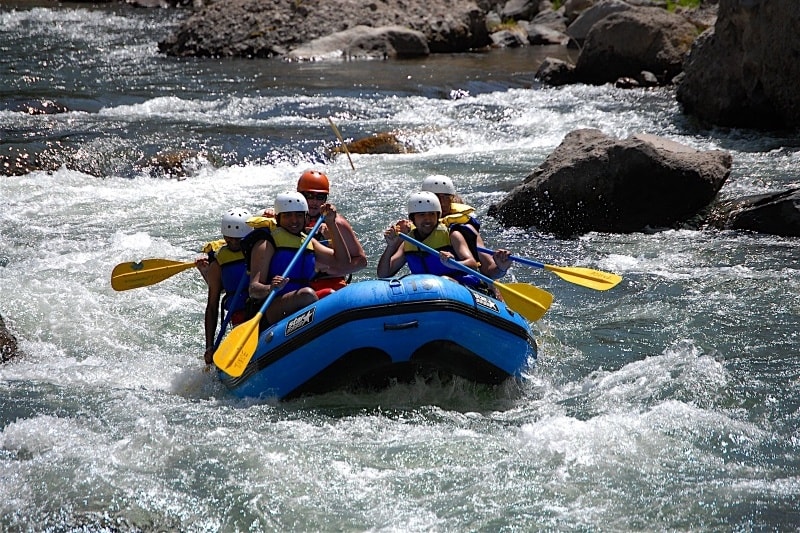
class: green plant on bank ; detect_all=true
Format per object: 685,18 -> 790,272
666,0 -> 701,11
496,19 -> 520,32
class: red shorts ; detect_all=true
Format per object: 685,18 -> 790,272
229,309 -> 246,326
310,277 -> 347,292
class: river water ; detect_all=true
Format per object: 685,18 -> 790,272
1,4 -> 799,532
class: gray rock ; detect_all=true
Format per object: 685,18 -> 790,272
563,0 -> 597,24
501,0 -> 541,20
531,8 -> 568,33
287,26 -> 429,60
488,129 -> 732,236
566,0 -> 630,44
522,22 -> 569,45
706,188 -> 800,237
677,0 -> 800,128
574,6 -> 698,85
535,56 -> 576,85
490,28 -> 528,47
158,0 -> 490,58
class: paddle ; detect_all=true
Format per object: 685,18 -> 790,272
397,233 -> 553,322
476,246 -> 622,291
211,270 -> 249,351
213,216 -> 325,378
111,259 -> 195,291
328,117 -> 355,171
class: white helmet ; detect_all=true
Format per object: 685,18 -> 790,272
274,191 -> 308,215
221,208 -> 253,238
421,174 -> 456,195
407,191 -> 441,215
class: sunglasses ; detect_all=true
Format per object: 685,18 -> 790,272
302,192 -> 328,201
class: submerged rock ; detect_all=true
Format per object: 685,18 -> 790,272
332,133 -> 415,155
134,149 -> 214,179
705,188 -> 800,238
4,99 -> 70,115
0,314 -> 19,363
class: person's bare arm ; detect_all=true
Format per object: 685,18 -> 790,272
377,221 -> 408,278
203,261 -> 223,364
248,239 -> 275,300
320,214 -> 367,276
313,204 -> 352,273
448,230 -> 479,270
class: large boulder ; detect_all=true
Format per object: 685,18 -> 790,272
566,0 -> 631,45
574,5 -> 699,85
488,129 -> 732,236
705,188 -> 800,237
500,0 -> 542,21
564,0 -> 597,24
677,0 -> 800,128
158,0 -> 490,58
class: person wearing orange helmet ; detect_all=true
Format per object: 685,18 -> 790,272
296,169 -> 367,293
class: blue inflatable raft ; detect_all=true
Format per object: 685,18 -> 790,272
217,274 -> 537,400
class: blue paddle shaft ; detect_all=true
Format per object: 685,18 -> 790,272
255,216 -> 325,317
397,233 -> 494,285
476,245 -> 545,269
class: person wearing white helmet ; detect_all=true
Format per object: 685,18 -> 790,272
243,191 -> 351,327
421,174 -> 512,280
199,208 -> 253,364
377,191 -> 481,286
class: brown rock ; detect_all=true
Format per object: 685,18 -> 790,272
333,133 -> 414,155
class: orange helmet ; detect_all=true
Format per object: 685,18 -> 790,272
297,169 -> 330,194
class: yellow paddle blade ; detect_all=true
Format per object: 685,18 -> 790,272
544,265 -> 622,291
494,282 -> 553,322
111,259 -> 196,291
213,314 -> 261,378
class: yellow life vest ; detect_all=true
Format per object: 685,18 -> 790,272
440,202 -> 475,226
201,239 -> 226,254
270,226 -> 314,251
214,245 -> 244,266
402,223 -> 451,252
246,216 -> 277,230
